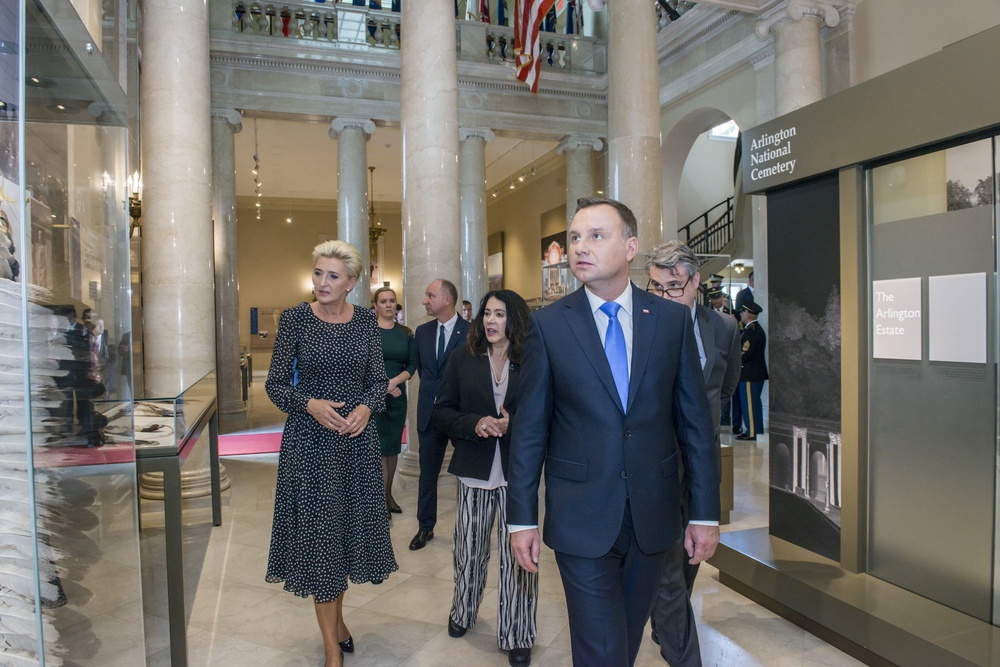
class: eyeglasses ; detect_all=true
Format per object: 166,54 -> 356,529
646,275 -> 692,298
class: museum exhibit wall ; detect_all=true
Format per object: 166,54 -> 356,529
765,175 -> 842,562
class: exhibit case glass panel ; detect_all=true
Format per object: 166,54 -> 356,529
1,0 -> 145,664
867,136 -> 998,622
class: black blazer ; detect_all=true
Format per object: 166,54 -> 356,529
413,316 -> 470,431
507,285 -> 719,558
433,347 -> 520,481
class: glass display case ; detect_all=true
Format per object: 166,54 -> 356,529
1,0 -> 144,664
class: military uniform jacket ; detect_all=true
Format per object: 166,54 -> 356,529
739,320 -> 768,382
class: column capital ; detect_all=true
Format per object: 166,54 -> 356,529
556,135 -> 603,155
459,127 -> 495,143
211,108 -> 243,133
755,0 -> 855,40
329,117 -> 376,140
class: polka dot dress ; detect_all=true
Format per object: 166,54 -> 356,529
265,302 -> 398,602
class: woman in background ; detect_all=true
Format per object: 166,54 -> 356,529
433,289 -> 537,667
266,240 -> 397,667
372,286 -> 416,516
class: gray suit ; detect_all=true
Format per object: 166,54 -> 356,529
651,304 -> 740,667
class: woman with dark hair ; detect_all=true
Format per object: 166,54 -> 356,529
433,289 -> 537,667
372,285 -> 416,515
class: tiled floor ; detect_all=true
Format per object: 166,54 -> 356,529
135,384 -> 862,666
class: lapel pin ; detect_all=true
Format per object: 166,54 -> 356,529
642,309 -> 649,314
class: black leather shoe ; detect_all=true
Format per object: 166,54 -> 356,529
409,529 -> 434,551
448,617 -> 467,638
507,647 -> 531,666
735,434 -> 756,441
338,636 -> 354,653
731,427 -> 744,435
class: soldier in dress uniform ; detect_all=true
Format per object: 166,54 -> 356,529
707,287 -> 731,315
735,301 -> 767,441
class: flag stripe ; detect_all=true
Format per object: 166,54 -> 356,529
513,0 -> 557,93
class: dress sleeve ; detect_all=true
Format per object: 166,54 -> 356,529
265,308 -> 311,415
359,312 -> 389,413
404,327 -> 417,377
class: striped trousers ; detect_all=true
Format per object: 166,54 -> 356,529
451,481 -> 538,651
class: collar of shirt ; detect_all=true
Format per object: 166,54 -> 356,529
438,312 -> 460,338
584,283 -> 634,373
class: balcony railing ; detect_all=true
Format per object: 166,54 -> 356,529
229,1 -> 606,74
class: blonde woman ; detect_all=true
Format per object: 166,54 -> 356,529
265,240 -> 397,667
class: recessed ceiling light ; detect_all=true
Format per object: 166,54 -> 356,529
27,76 -> 55,88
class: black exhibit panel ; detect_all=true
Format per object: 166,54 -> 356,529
867,138 -> 997,622
766,173 -> 842,562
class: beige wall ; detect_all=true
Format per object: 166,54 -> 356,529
853,0 -> 1000,85
486,166 -> 567,301
678,131 -> 738,228
236,198 -> 403,367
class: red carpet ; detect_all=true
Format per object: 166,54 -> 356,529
219,431 -> 283,456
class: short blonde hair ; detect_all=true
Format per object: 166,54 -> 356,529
312,240 -> 362,280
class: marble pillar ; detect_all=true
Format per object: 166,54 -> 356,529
459,127 -> 494,312
558,136 -> 603,293
212,109 -> 246,419
755,0 -> 847,116
398,0 -> 460,480
141,0 -> 215,396
329,118 -> 376,306
140,0 -> 227,499
607,0 -> 662,249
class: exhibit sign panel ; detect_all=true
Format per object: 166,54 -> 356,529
872,277 -> 922,360
928,272 -> 986,363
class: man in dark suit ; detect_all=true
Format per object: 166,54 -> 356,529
734,270 -> 755,315
410,278 -> 469,550
644,242 -> 741,667
735,301 -> 768,441
508,198 -> 720,667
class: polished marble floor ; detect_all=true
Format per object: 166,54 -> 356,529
134,384 -> 862,667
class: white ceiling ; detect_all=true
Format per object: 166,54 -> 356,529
234,117 -> 559,203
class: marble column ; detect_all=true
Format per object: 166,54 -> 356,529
212,108 -> 246,419
755,0 -> 847,116
459,127 -> 494,312
397,0 -> 460,480
558,136 -> 602,292
329,118 -> 376,306
139,0 -> 227,499
607,0 -> 662,249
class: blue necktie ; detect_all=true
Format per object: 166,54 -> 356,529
599,302 -> 629,409
437,324 -> 445,360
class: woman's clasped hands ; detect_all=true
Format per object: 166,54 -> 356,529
475,405 -> 509,439
307,398 -> 371,437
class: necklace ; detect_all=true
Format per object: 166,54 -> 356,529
487,346 -> 509,386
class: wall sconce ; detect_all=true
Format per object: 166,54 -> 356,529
127,170 -> 142,238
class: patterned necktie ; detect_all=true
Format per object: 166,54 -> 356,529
599,301 -> 629,409
437,324 -> 445,360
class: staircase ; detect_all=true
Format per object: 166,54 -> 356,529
677,196 -> 734,260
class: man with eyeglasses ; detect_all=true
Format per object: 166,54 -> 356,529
644,240 -> 741,667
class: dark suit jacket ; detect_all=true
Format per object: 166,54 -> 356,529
696,304 -> 742,446
734,286 -> 755,315
413,316 -> 469,431
740,320 -> 768,382
433,348 -> 521,480
507,285 -> 720,558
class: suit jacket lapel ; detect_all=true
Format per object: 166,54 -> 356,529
445,318 -> 468,358
696,305 -> 717,382
628,287 -> 656,412
563,288 -> 624,412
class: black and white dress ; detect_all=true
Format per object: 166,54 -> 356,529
265,302 -> 397,602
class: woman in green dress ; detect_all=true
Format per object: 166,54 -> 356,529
373,286 -> 417,515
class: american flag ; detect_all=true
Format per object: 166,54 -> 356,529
514,0 -> 557,93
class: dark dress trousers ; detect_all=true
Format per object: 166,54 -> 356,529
413,316 -> 469,531
508,285 -> 720,667
651,305 -> 741,667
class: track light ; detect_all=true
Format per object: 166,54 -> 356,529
509,179 -> 515,189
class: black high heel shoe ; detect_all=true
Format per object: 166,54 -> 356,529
339,636 -> 355,654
